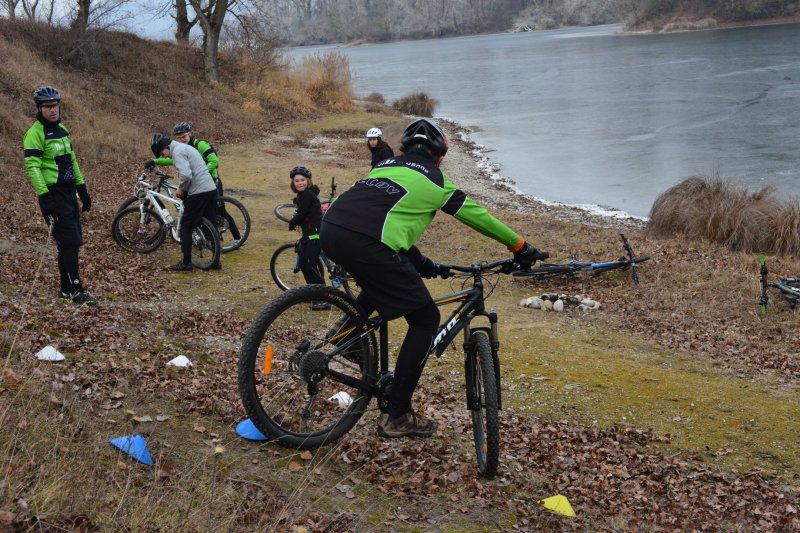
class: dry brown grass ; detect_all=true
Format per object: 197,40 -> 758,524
647,175 -> 800,256
392,91 -> 439,117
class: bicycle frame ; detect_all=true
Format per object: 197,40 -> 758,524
133,172 -> 184,240
324,261 -> 507,411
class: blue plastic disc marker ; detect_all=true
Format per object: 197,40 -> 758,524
109,434 -> 154,466
236,419 -> 268,441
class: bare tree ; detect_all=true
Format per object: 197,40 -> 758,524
70,0 -> 132,31
175,0 -> 198,42
1,0 -> 21,18
189,0 -> 232,82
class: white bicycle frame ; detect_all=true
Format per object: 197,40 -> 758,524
133,173 -> 184,241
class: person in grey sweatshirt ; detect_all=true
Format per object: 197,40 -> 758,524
149,133 -> 220,271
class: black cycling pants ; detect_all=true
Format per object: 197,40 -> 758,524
215,178 -> 240,240
47,185 -> 84,293
299,238 -> 324,285
180,189 -> 217,264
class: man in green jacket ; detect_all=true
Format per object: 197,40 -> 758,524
23,85 -> 97,306
146,122 -> 241,243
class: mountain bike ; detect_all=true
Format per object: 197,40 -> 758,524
512,233 -> 650,284
269,238 -> 360,298
111,171 -> 221,270
238,253 -> 547,478
274,177 -> 336,223
759,253 -> 800,312
116,170 -> 250,253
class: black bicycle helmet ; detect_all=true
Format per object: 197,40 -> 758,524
289,165 -> 312,179
173,122 -> 192,135
400,118 -> 448,157
150,133 -> 171,157
33,85 -> 61,104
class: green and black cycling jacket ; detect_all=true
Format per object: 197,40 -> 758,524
23,117 -> 85,196
154,136 -> 219,179
323,152 -> 524,253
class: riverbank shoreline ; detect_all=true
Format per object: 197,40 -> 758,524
438,118 -> 647,231
624,15 -> 800,35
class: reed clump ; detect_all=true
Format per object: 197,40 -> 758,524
392,92 -> 438,117
647,175 -> 800,256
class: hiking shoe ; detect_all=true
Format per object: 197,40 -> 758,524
58,290 -> 98,306
167,261 -> 193,272
311,301 -> 332,311
377,409 -> 437,439
209,261 -> 222,270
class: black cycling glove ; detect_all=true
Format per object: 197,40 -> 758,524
144,160 -> 156,171
514,241 -> 547,268
76,184 -> 91,212
418,255 -> 439,279
38,192 -> 57,218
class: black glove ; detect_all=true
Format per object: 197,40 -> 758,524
288,222 -> 297,231
76,184 -> 91,212
144,160 -> 156,171
38,192 -> 58,218
514,241 -> 547,268
418,255 -> 440,279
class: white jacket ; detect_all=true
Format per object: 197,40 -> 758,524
169,140 -> 216,196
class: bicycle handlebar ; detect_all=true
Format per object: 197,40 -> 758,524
435,252 -> 550,278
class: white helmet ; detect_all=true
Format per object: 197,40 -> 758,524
366,127 -> 382,139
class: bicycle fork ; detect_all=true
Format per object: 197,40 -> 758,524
462,312 -> 502,411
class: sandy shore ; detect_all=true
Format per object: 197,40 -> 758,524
438,119 -> 646,231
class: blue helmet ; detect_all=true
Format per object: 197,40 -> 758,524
33,85 -> 61,105
173,122 -> 192,135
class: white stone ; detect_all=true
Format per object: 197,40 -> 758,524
328,391 -> 353,408
581,298 -> 595,306
578,304 -> 590,311
167,355 -> 192,368
543,300 -> 554,311
553,300 -> 564,312
520,298 -> 529,307
592,301 -> 602,310
35,345 -> 65,361
529,297 -> 543,309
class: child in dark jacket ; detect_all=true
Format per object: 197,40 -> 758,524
288,165 -> 329,310
367,127 -> 394,169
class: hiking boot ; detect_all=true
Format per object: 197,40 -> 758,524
209,261 -> 222,270
167,261 -> 193,272
311,301 -> 332,311
377,409 -> 437,439
58,290 -> 98,306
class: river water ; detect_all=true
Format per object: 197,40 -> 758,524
286,23 -> 800,218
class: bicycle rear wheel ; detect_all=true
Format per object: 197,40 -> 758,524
238,285 -> 377,449
465,330 -> 499,478
111,206 -> 166,253
217,196 -> 251,253
274,203 -> 296,223
189,217 -> 221,270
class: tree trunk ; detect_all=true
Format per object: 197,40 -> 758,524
189,0 -> 230,83
72,0 -> 90,30
175,0 -> 196,42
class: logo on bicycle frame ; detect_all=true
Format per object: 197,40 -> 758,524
431,313 -> 460,350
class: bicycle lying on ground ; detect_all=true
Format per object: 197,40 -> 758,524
238,251 -> 548,479
269,238 -> 360,299
116,170 -> 251,253
274,177 -> 336,223
111,171 -> 221,270
759,253 -> 800,312
512,233 -> 650,284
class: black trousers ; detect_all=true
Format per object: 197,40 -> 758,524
215,177 -> 240,240
320,222 -> 440,418
47,184 -> 83,293
180,189 -> 217,264
299,238 -> 325,285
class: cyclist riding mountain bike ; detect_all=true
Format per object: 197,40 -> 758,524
146,122 -> 241,244
23,85 -> 97,306
288,165 -> 329,311
150,132 -> 221,271
366,127 -> 394,169
321,118 -> 543,439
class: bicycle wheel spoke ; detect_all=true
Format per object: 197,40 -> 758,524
239,287 -> 376,448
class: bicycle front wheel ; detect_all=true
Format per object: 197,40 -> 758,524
238,285 -> 377,449
466,330 -> 500,478
271,243 -> 324,291
217,196 -> 251,253
189,217 -> 221,270
111,206 -> 166,253
274,203 -> 296,223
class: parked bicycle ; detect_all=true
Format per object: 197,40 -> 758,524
111,171 -> 221,270
116,170 -> 250,253
239,252 -> 547,478
759,253 -> 800,312
274,177 -> 336,223
270,238 -> 360,299
512,233 -> 650,284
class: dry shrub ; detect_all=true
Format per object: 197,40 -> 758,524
392,92 -> 438,117
647,175 -> 800,256
295,52 -> 355,110
363,92 -> 385,104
